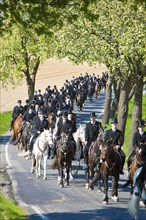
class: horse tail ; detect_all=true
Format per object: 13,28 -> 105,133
50,157 -> 58,169
128,188 -> 139,219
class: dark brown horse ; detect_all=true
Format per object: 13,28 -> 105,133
85,128 -> 104,190
76,92 -> 84,111
51,134 -> 75,187
21,122 -> 32,152
11,115 -> 23,145
89,141 -> 122,204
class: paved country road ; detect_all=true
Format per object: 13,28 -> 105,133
1,93 -> 146,220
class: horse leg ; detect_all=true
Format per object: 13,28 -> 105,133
58,162 -> 64,187
35,156 -> 40,178
31,153 -> 35,173
43,155 -> 47,180
111,176 -> 119,202
102,176 -> 109,205
65,162 -> 71,186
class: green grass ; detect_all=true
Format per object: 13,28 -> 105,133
0,112 -> 11,135
0,194 -> 27,220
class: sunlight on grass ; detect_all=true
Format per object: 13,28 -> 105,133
0,194 -> 28,220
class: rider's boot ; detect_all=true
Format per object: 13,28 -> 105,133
122,171 -> 131,188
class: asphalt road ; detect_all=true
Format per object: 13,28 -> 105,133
1,92 -> 146,220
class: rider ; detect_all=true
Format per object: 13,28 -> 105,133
10,100 -> 24,131
28,110 -> 49,154
104,118 -> 125,174
123,120 -> 146,187
84,112 -> 103,169
50,111 -> 76,159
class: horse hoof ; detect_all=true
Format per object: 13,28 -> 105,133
36,175 -> 40,179
43,176 -> 47,180
59,184 -> 64,188
85,183 -> 89,189
139,201 -> 146,207
103,201 -> 108,205
97,188 -> 102,193
31,169 -> 34,173
111,196 -> 119,202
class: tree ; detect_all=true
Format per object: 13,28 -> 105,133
53,0 -> 146,135
0,25 -> 52,99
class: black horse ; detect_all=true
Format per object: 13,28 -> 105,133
89,141 -> 122,204
51,134 -> 75,187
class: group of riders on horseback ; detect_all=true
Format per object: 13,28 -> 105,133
10,72 -> 146,206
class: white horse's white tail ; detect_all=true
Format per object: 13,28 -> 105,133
128,192 -> 139,220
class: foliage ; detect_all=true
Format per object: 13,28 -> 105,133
54,0 -> 146,82
124,94 -> 146,158
0,112 -> 11,135
0,193 -> 27,220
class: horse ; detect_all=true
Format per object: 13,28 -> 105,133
128,166 -> 146,220
88,84 -> 95,101
76,92 -> 84,111
94,83 -> 101,99
31,129 -> 54,180
73,124 -> 86,175
85,128 -> 104,191
124,148 -> 143,196
88,141 -> 122,204
51,133 -> 75,187
11,115 -> 23,145
20,122 -> 32,152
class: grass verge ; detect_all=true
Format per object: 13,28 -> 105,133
0,193 -> 27,220
0,112 -> 11,135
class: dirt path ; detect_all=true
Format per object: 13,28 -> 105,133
1,58 -> 107,113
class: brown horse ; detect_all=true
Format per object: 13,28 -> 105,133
76,92 -> 84,111
95,83 -> 101,99
51,134 -> 75,187
11,115 -> 23,145
128,148 -> 143,195
48,112 -> 56,132
89,141 -> 122,204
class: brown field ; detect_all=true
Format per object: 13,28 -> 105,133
0,58 -> 107,113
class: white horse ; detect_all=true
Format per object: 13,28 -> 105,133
128,167 -> 146,220
31,129 -> 54,180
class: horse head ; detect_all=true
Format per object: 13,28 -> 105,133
59,133 -> 72,155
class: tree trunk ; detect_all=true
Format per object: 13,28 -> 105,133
102,76 -> 112,124
129,76 -> 144,153
25,59 -> 40,100
117,78 -> 132,136
110,79 -> 121,118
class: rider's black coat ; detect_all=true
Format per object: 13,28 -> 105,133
85,121 -> 102,144
104,129 -> 124,149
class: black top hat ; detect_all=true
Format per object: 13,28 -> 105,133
137,120 -> 145,127
38,110 -> 43,115
17,100 -> 22,103
62,111 -> 68,117
26,99 -> 29,103
111,118 -> 118,124
90,112 -> 96,117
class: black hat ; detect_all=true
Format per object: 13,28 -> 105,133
26,99 -> 29,103
68,109 -> 72,114
111,118 -> 118,124
62,111 -> 68,117
17,100 -> 22,103
137,120 -> 145,127
38,110 -> 43,115
90,112 -> 96,118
